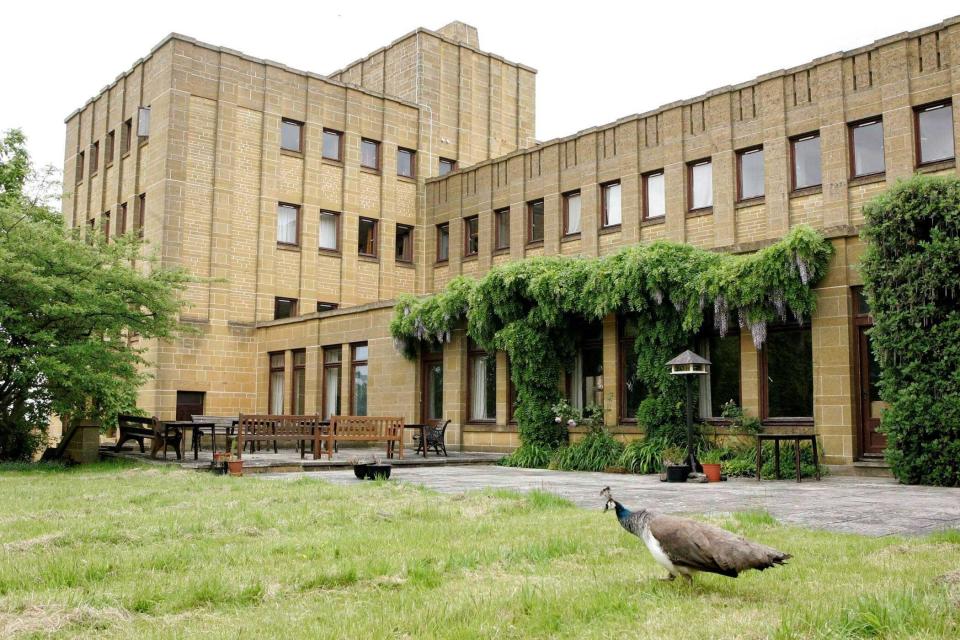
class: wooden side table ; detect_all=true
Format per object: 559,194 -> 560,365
756,433 -> 821,482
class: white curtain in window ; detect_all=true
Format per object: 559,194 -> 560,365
438,228 -> 449,260
319,213 -> 337,250
324,367 -> 340,420
277,205 -> 297,244
692,162 -> 713,209
270,371 -> 284,414
470,356 -> 487,420
647,173 -> 665,217
567,194 -> 581,233
604,184 -> 621,225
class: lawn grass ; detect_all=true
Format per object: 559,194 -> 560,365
0,461 -> 957,639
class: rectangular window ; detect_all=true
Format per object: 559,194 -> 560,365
464,216 -> 479,256
292,350 -> 306,415
915,101 -> 954,165
121,119 -> 132,155
319,211 -> 339,251
323,346 -> 342,420
397,148 -> 415,178
619,320 -> 643,422
527,199 -> 544,243
75,151 -> 84,184
105,130 -> 115,166
688,159 -> 713,210
737,147 -> 764,201
436,223 -> 449,261
137,106 -> 151,139
567,329 -> 603,412
89,141 -> 99,175
564,191 -> 581,235
269,352 -> 285,414
396,224 -> 413,262
323,129 -> 342,161
117,203 -> 127,235
102,211 -> 110,241
468,343 -> 497,422
281,118 -> 303,153
792,133 -> 822,190
361,139 -> 380,170
494,208 -> 510,250
352,343 -> 369,416
850,118 -> 885,177
135,193 -> 145,238
602,182 -> 622,226
643,171 -> 665,219
358,217 -> 378,257
317,301 -> 339,312
277,203 -> 299,246
439,157 -> 456,176
274,297 -> 298,320
699,333 -> 741,418
763,326 -> 813,420
423,344 -> 444,421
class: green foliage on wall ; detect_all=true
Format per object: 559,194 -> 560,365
391,225 -> 832,453
861,175 -> 960,486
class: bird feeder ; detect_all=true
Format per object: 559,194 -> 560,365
666,350 -> 711,475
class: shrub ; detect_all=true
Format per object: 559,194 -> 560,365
499,443 -> 552,469
550,426 -> 624,472
618,435 -> 672,474
860,175 -> 960,486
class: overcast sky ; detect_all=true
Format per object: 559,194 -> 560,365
2,1 -> 958,175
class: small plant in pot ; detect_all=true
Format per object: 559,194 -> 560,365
349,456 -> 392,480
698,448 -> 725,482
224,451 -> 243,477
662,445 -> 690,483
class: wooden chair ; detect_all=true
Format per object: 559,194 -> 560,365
414,419 -> 450,456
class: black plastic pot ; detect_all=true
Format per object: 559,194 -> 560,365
353,464 -> 369,479
365,464 -> 392,480
665,464 -> 691,483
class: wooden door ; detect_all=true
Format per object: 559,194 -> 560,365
176,391 -> 205,422
857,326 -> 887,456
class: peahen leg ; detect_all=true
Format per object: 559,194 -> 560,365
658,574 -> 676,582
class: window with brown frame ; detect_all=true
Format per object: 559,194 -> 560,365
323,129 -> 342,161
319,210 -> 340,252
791,133 -> 822,190
75,151 -> 84,184
643,171 -> 665,220
117,203 -> 127,235
89,141 -> 99,176
438,157 -> 457,176
436,223 -> 449,261
761,325 -> 813,422
274,297 -> 298,320
317,301 -> 339,312
849,118 -> 885,177
358,217 -> 378,257
351,343 -> 369,416
468,341 -> 496,422
322,346 -> 342,420
121,119 -> 132,155
292,350 -> 306,414
276,203 -> 300,246
135,193 -> 145,238
269,352 -> 285,414
737,147 -> 764,201
281,118 -> 304,153
137,107 -> 151,141
618,319 -> 642,423
361,138 -> 380,171
102,211 -> 110,241
396,223 -> 413,262
464,216 -> 479,256
494,208 -> 510,250
563,191 -> 581,235
397,148 -> 415,178
105,131 -> 115,166
527,199 -> 544,243
698,321 -> 741,419
601,181 -> 622,226
915,101 -> 954,165
688,159 -> 712,210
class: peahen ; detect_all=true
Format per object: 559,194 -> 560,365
601,487 -> 791,582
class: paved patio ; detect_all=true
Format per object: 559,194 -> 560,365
257,465 -> 960,537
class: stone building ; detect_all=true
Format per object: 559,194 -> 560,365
62,18 -> 960,469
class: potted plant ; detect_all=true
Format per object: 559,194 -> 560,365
349,455 -> 372,479
699,448 -> 724,482
365,458 -> 392,480
662,445 -> 690,483
211,451 -> 227,475
224,451 -> 243,477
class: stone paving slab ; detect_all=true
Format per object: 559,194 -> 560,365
256,466 -> 960,537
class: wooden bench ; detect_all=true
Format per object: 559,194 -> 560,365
115,414 -> 182,460
235,415 -> 325,460
328,416 -> 404,460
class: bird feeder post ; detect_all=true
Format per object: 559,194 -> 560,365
666,350 -> 711,476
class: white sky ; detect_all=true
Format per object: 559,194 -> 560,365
2,0 -> 958,174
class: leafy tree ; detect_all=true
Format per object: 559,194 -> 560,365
861,175 -> 960,486
0,129 -> 192,460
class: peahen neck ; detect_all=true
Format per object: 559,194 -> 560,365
613,501 -> 632,522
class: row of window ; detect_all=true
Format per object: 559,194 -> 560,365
86,194 -> 146,242
274,297 -> 339,320
75,107 -> 150,184
268,343 -> 368,418
435,101 -> 955,254
280,118 -> 456,177
275,203 -> 414,262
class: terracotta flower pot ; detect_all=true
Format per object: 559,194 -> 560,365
227,459 -> 243,477
702,463 -> 722,482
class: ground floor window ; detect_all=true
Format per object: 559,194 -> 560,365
351,343 -> 368,416
422,344 -> 443,421
292,350 -> 306,414
762,326 -> 813,420
469,344 -> 496,422
618,320 -> 643,422
699,333 -> 741,418
269,352 -> 285,414
323,346 -> 341,420
568,330 -> 603,412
